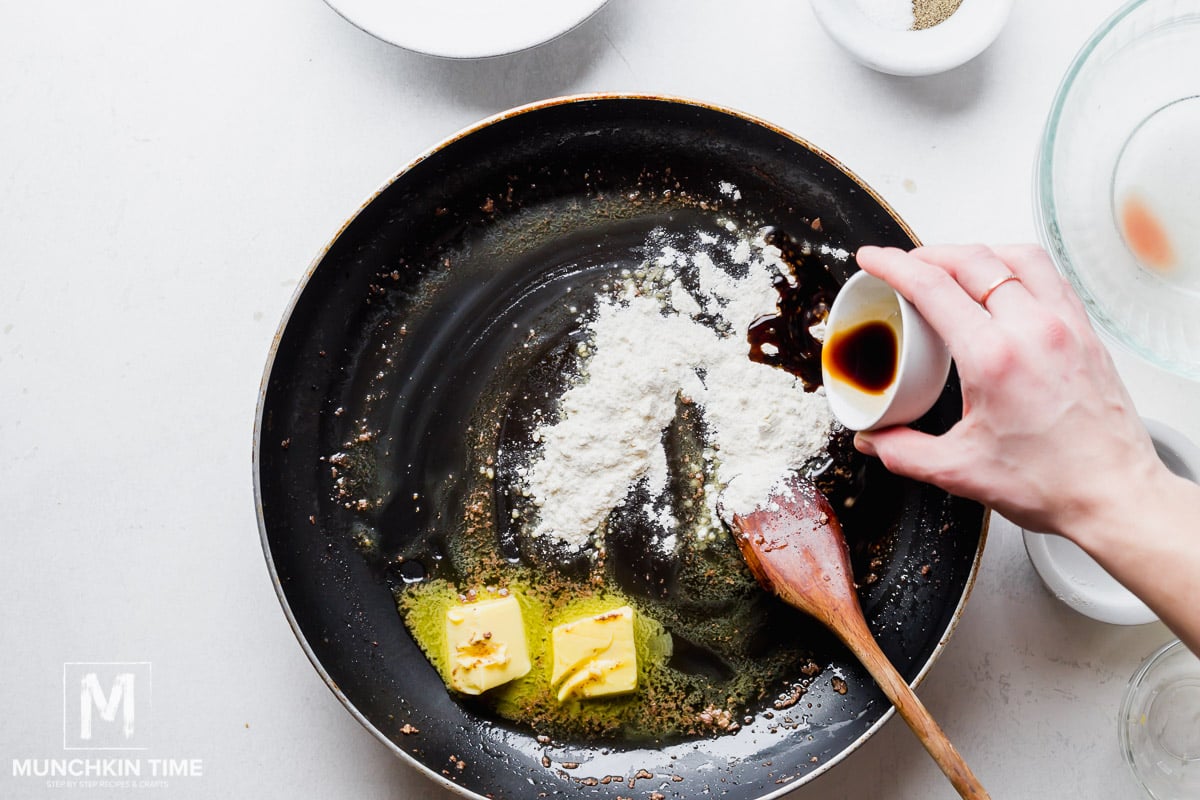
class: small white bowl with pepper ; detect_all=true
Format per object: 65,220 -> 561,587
810,0 -> 1012,77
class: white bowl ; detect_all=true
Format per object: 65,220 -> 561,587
822,270 -> 952,431
1023,418 -> 1200,625
809,0 -> 1013,77
323,0 -> 610,58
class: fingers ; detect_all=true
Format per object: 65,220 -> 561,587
910,244 -> 1037,316
854,426 -> 963,489
856,246 -> 991,355
992,244 -> 1093,326
861,243 -> 1099,350
988,244 -> 1062,299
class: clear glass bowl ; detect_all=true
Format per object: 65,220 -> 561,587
1120,639 -> 1200,798
1036,0 -> 1200,379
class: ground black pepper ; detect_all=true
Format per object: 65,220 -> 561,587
913,0 -> 963,30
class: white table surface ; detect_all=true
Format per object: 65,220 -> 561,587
2,1 -> 1194,798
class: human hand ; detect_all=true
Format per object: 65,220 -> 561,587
852,244 -> 1165,542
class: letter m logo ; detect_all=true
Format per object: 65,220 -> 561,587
63,663 -> 151,750
80,672 -> 135,740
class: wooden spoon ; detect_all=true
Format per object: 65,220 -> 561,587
727,476 -> 990,800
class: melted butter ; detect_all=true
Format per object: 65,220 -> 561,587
551,606 -> 637,701
401,577 -> 679,738
445,594 -> 530,694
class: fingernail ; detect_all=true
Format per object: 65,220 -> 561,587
853,432 -> 876,456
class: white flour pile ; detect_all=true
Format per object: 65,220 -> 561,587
523,224 -> 835,551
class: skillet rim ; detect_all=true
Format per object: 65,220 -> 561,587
252,92 -> 990,799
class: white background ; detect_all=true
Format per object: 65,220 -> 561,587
1,1 -> 1195,798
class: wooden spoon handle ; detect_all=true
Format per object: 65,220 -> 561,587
838,616 -> 990,800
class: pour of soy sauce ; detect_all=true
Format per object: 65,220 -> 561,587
746,228 -> 840,390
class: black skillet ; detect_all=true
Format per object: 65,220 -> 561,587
255,95 -> 987,799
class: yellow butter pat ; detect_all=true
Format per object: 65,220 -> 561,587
550,606 -> 637,702
444,594 -> 531,695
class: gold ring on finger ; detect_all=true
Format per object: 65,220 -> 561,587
979,274 -> 1021,308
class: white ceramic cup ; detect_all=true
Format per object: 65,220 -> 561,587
809,0 -> 1013,77
822,270 -> 952,431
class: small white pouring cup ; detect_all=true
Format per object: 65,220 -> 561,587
822,270 -> 952,431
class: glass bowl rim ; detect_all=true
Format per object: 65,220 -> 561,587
1034,0 -> 1200,379
1118,638 -> 1197,799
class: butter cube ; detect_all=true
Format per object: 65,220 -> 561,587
550,606 -> 637,702
444,594 -> 531,695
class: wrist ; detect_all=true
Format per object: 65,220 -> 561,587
1065,458 -> 1183,555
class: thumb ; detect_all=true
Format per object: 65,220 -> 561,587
854,426 -> 958,488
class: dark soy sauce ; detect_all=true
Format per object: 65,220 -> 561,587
745,228 -> 840,391
823,321 -> 898,394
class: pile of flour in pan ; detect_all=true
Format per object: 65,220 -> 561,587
522,222 -> 836,551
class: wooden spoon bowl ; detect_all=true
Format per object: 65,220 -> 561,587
728,476 -> 990,800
